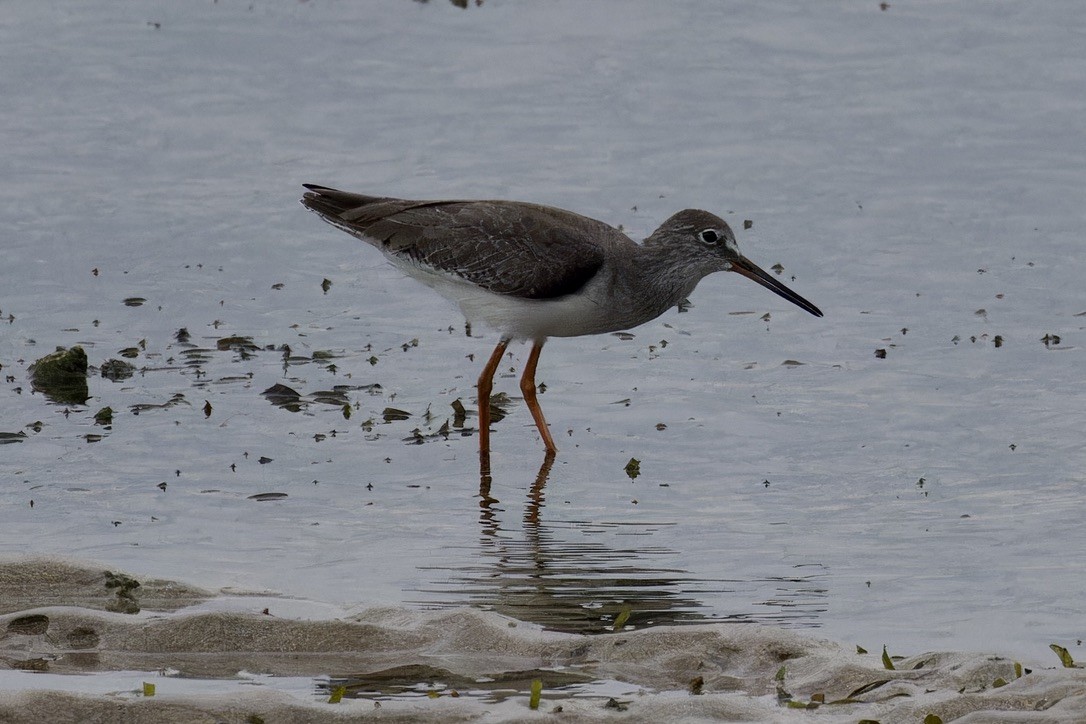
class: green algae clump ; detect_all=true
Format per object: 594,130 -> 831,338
29,346 -> 90,405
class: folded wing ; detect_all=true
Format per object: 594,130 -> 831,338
302,185 -> 611,300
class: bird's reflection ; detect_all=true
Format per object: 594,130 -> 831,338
412,452 -> 829,635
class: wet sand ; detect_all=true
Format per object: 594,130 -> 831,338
1,559 -> 1083,723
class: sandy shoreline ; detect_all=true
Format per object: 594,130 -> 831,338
1,559 -> 1083,723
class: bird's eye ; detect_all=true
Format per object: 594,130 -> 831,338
699,229 -> 720,244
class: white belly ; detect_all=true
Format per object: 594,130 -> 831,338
398,260 -> 631,341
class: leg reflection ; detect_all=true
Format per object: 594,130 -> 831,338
433,457 -> 827,635
524,450 -> 556,526
479,450 -> 554,517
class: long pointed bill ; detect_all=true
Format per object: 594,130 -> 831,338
730,256 -> 823,317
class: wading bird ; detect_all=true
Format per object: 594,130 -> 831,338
301,185 -> 822,457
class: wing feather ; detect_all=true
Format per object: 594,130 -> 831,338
301,185 -> 613,299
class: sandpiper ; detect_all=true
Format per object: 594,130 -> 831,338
301,185 -> 822,455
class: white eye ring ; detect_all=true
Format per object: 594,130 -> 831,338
699,229 -> 720,244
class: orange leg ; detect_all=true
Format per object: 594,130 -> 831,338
520,340 -> 558,453
477,339 -> 509,457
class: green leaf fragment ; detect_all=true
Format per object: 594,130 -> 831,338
881,645 -> 895,670
923,715 -> 943,724
612,606 -> 631,631
848,680 -> 891,699
774,665 -> 793,704
1049,644 -> 1076,668
529,679 -> 542,710
328,685 -> 345,703
142,682 -> 155,697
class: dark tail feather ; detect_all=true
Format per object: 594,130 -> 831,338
300,184 -> 386,218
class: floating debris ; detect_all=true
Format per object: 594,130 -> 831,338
216,335 -> 260,353
262,383 -> 304,412
29,346 -> 89,405
382,407 -> 411,422
450,399 -> 468,427
100,359 -> 136,381
310,389 -> 351,406
180,348 -> 214,367
130,393 -> 188,414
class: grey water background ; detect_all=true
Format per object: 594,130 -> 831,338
2,1 -> 1084,664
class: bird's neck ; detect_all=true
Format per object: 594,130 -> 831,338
590,243 -> 713,331
631,242 -> 713,307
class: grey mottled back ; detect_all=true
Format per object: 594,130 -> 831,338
301,185 -> 626,300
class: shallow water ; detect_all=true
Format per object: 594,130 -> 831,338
2,0 -> 1085,674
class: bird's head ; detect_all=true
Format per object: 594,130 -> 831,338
647,209 -> 823,318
